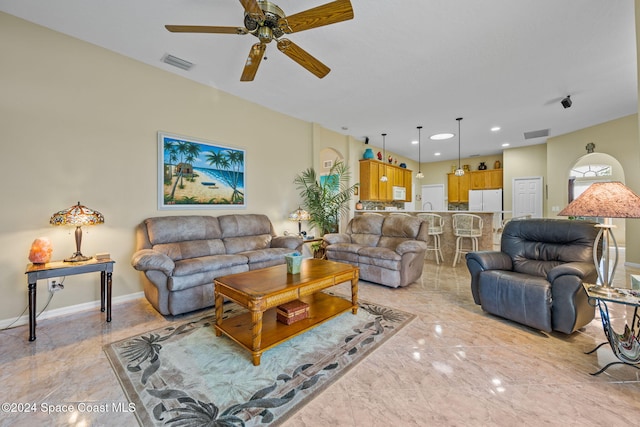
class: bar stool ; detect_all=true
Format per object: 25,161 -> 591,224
452,213 -> 483,267
417,213 -> 444,264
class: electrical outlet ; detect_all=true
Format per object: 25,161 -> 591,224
48,277 -> 63,292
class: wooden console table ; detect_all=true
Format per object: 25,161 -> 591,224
25,258 -> 115,341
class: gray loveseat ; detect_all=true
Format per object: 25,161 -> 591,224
465,218 -> 600,334
131,214 -> 302,315
323,214 -> 428,288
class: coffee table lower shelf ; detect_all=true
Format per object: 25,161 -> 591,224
215,292 -> 354,365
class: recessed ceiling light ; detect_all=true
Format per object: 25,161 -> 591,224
434,152 -> 441,156
411,140 -> 419,145
430,133 -> 454,140
491,126 -> 501,132
502,143 -> 510,147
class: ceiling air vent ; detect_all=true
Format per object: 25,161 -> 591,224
162,54 -> 193,71
524,129 -> 550,140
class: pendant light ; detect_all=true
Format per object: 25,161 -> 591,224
416,126 -> 424,179
454,117 -> 465,176
380,133 -> 388,182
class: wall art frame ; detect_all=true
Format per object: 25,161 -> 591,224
158,132 -> 246,209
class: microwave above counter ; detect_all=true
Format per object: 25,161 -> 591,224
392,186 -> 406,200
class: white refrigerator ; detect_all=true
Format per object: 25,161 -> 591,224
469,189 -> 503,230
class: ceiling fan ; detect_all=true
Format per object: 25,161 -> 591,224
165,0 -> 354,81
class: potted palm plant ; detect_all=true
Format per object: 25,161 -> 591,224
293,161 -> 358,235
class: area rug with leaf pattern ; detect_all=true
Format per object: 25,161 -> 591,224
104,296 -> 415,426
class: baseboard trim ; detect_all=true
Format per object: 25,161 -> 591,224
0,292 -> 145,330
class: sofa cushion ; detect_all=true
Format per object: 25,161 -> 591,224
145,216 -> 222,245
358,246 -> 401,270
377,215 -> 422,249
502,219 -> 598,277
224,234 -> 273,254
153,239 -> 226,261
348,215 -> 384,247
219,214 -> 274,238
325,243 -> 361,263
238,247 -> 292,265
381,215 -> 422,238
172,254 -> 248,278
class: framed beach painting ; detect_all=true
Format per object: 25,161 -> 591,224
158,132 -> 246,209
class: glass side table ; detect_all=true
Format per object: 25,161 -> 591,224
584,284 -> 640,375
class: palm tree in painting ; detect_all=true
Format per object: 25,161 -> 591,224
205,149 -> 245,204
166,141 -> 201,201
164,141 -> 179,185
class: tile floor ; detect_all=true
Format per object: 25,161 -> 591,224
1,253 -> 640,426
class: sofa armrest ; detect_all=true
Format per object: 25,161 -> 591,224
323,233 -> 350,245
271,235 -> 303,250
547,261 -> 598,284
131,249 -> 175,276
395,240 -> 428,255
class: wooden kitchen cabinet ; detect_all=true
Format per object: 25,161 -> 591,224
469,169 -> 503,190
359,160 -> 412,202
447,172 -> 471,203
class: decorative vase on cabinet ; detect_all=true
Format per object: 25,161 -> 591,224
363,148 -> 374,159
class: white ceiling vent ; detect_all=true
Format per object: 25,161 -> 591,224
162,54 -> 194,71
524,129 -> 550,140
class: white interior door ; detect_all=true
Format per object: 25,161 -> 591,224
421,184 -> 445,210
512,177 -> 543,218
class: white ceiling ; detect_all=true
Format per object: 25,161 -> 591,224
2,0 -> 637,163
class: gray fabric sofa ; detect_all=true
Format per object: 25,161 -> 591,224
131,214 -> 302,315
465,218 -> 600,334
323,214 -> 428,288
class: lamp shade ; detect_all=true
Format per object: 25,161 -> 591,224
288,207 -> 311,222
50,202 -> 104,226
557,182 -> 640,218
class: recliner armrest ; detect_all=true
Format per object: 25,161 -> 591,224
547,261 -> 598,283
395,240 -> 428,255
131,249 -> 175,276
323,233 -> 350,245
466,251 -> 513,305
465,251 -> 513,271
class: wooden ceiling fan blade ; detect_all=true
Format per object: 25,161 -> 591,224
239,0 -> 265,20
241,43 -> 267,81
165,25 -> 248,35
277,39 -> 330,79
279,0 -> 354,34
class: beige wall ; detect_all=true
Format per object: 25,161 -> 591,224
502,143 -> 547,216
545,114 -> 640,262
0,13 -> 351,323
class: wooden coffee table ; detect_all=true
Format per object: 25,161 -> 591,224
214,258 -> 359,366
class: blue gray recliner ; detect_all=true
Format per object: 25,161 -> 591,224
466,218 -> 600,334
